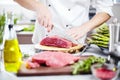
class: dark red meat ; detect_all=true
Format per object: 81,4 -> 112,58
40,36 -> 75,48
26,51 -> 80,68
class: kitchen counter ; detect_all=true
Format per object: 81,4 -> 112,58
0,44 -> 119,80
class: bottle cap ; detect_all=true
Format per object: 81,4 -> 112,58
8,24 -> 13,30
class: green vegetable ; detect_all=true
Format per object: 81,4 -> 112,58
0,13 -> 6,27
87,23 -> 110,48
23,24 -> 35,32
95,43 -> 108,48
14,18 -> 18,24
87,38 -> 109,48
89,40 -> 108,45
96,23 -> 109,33
0,13 -> 6,44
22,53 -> 30,59
102,33 -> 109,37
72,56 -> 106,75
91,33 -> 109,39
91,35 -> 109,42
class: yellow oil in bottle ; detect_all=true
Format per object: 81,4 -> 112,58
3,12 -> 22,73
3,39 -> 22,73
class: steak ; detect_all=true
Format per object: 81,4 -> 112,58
40,36 -> 75,48
26,51 -> 80,68
26,58 -> 40,69
26,61 -> 40,69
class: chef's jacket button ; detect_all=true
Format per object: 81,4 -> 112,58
66,25 -> 69,27
48,4 -> 51,7
68,9 -> 71,11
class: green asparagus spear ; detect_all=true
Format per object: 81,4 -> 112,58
96,23 -> 109,34
91,33 -> 109,39
96,33 -> 109,37
91,35 -> 109,42
102,33 -> 109,37
97,30 -> 109,34
96,43 -> 108,48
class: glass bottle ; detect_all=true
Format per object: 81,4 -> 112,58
3,12 -> 22,73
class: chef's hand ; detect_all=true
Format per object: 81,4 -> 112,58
67,25 -> 90,40
67,12 -> 111,40
36,4 -> 53,32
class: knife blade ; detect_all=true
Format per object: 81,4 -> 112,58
48,25 -> 79,44
79,43 -> 90,56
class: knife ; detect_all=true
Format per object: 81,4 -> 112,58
79,43 -> 90,55
48,25 -> 79,44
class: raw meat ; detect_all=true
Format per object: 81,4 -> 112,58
26,61 -> 40,69
26,51 -> 80,68
40,36 -> 76,48
25,57 -> 40,69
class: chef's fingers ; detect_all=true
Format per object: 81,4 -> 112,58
47,25 -> 53,32
37,16 -> 42,26
37,15 -> 53,32
70,32 -> 83,40
43,16 -> 48,28
38,16 -> 44,27
66,29 -> 74,36
38,16 -> 47,27
47,20 -> 53,32
67,29 -> 79,40
74,35 -> 80,40
70,32 -> 82,40
71,33 -> 79,40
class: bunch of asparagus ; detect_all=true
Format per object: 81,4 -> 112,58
88,23 -> 109,48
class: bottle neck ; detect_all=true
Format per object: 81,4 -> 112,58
4,12 -> 16,40
9,25 -> 17,40
5,11 -> 14,25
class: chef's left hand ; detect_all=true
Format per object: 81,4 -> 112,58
67,25 -> 90,40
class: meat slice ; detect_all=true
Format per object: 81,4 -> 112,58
40,36 -> 74,48
25,58 -> 40,69
45,52 -> 80,67
26,61 -> 40,69
27,51 -> 80,68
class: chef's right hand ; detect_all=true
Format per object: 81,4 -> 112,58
36,4 -> 53,32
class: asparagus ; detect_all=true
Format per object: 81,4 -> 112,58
91,35 -> 109,42
96,23 -> 109,34
87,36 -> 109,48
87,23 -> 110,48
103,34 -> 109,37
91,33 -> 109,39
96,26 -> 109,32
96,43 -> 108,48
97,30 -> 109,34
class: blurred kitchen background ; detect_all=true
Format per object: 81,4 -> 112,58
0,0 -> 120,44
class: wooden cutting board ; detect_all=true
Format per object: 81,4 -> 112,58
34,44 -> 84,53
17,56 -> 91,76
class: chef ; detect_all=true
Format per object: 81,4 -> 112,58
14,0 -> 113,44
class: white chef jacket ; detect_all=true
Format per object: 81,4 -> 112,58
32,0 -> 113,44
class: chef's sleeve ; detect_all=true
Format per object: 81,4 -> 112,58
93,0 -> 113,16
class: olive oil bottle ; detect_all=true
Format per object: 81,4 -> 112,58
3,12 -> 22,73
